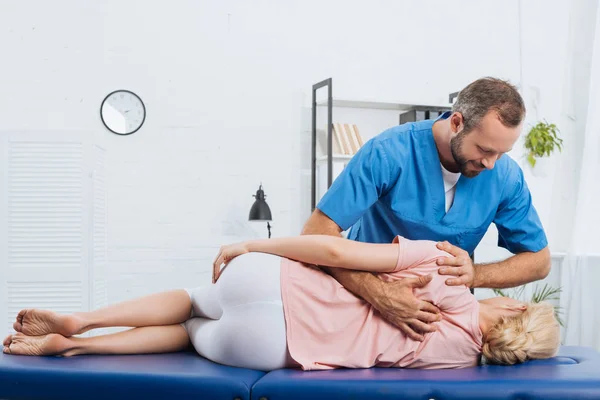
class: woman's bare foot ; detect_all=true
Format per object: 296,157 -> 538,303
13,309 -> 85,337
3,333 -> 72,356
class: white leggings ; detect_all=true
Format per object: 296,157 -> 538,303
183,252 -> 294,371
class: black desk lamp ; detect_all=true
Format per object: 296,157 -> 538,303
249,184 -> 272,238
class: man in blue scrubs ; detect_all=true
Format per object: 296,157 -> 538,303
301,77 -> 551,341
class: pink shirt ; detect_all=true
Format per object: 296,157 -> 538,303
280,235 -> 483,370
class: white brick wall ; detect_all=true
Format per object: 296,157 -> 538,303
0,0 -> 580,309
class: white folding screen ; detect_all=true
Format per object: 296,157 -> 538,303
0,131 -> 107,335
91,144 -> 108,313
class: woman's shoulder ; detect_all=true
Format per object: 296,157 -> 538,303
393,235 -> 451,270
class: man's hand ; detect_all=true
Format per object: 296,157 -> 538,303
370,274 -> 442,341
436,241 -> 475,287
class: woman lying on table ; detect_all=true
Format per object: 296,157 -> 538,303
3,234 -> 560,370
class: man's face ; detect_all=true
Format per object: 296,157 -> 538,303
450,111 -> 521,178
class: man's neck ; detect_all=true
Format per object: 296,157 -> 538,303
432,118 -> 460,173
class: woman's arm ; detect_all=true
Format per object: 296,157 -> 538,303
245,235 -> 399,273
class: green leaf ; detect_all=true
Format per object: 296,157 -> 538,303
531,283 -> 562,303
524,120 -> 564,163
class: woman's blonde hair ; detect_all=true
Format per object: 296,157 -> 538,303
482,301 -> 560,365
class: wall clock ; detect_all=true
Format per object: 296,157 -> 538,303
100,89 -> 146,135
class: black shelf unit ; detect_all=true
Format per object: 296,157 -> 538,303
311,77 -> 453,211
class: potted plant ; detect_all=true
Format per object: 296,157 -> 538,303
524,121 -> 563,175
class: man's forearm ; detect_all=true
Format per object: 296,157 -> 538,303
472,247 -> 551,289
326,267 -> 383,304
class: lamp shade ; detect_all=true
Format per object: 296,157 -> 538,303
249,185 -> 272,221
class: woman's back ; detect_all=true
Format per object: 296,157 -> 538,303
280,236 -> 483,370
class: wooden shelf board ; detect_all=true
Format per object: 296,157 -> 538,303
316,154 -> 354,162
316,98 -> 451,111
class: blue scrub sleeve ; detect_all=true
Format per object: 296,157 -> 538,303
494,167 -> 548,253
317,139 -> 395,231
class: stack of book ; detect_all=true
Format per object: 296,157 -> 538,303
317,123 -> 365,157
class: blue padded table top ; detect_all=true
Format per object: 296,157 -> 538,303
252,346 -> 600,400
2,346 -> 600,400
0,350 -> 264,400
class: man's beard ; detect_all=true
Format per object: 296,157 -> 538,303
450,132 -> 483,178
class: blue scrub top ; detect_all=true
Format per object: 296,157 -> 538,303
317,112 -> 548,255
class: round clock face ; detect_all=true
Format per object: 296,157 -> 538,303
100,90 -> 146,135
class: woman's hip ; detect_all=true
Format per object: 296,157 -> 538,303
215,252 -> 284,307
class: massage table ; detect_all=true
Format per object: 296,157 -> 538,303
1,346 -> 599,400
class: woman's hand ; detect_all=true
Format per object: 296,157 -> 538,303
212,242 -> 250,283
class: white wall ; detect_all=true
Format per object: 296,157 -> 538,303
474,0 -> 598,264
0,0 -> 582,306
